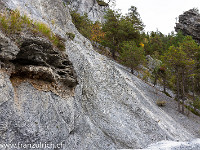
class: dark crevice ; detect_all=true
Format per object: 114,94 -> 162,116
58,66 -> 66,69
62,61 -> 71,66
0,44 -> 2,52
11,58 -> 47,66
57,71 -> 67,76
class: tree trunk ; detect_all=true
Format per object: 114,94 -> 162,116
153,73 -> 158,87
112,37 -> 115,59
176,70 -> 181,112
112,49 -> 115,59
163,73 -> 166,93
181,70 -> 185,114
192,77 -> 195,101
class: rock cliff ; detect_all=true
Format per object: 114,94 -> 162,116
0,0 -> 200,150
175,8 -> 200,43
64,0 -> 108,23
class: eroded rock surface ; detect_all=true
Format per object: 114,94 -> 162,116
0,71 -> 76,149
0,0 -> 200,150
13,36 -> 77,87
0,31 -> 77,87
0,8 -> 78,149
175,8 -> 200,43
0,31 -> 20,60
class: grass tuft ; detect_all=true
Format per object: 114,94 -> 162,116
0,9 -> 65,51
66,32 -> 75,40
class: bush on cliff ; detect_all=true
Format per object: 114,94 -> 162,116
70,11 -> 92,39
70,11 -> 105,43
0,10 -> 65,51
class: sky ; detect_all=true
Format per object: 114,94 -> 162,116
114,0 -> 200,35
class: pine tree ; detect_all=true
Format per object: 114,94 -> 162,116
119,41 -> 145,74
102,6 -> 144,59
102,9 -> 120,59
163,43 -> 196,113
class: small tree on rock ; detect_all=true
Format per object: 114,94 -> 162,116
119,41 -> 145,74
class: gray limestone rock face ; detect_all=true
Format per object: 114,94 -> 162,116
0,0 -> 200,149
175,8 -> 200,43
64,0 -> 108,23
0,31 -> 20,60
0,71 -> 75,150
65,35 -> 199,149
140,139 -> 200,150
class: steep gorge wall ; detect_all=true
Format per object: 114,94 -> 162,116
0,25 -> 78,149
0,0 -> 200,149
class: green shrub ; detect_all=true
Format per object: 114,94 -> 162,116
51,19 -> 55,25
33,22 -> 66,51
193,97 -> 200,109
52,35 -> 66,51
142,70 -> 151,82
96,0 -> 109,6
186,97 -> 200,116
70,11 -> 92,39
0,14 -> 9,32
66,32 -> 75,40
0,10 -> 22,33
21,14 -> 33,27
34,22 -> 52,37
10,10 -> 22,32
156,100 -> 166,107
186,105 -> 200,116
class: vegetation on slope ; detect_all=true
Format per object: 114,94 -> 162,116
70,11 -> 105,43
119,41 -> 145,74
71,6 -> 200,115
102,7 -> 145,59
0,10 -> 65,51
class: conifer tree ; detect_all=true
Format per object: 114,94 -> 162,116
119,41 -> 145,74
163,42 -> 196,113
102,6 -> 144,59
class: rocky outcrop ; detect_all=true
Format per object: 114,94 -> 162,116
0,4 -> 78,149
13,36 -> 77,87
175,8 -> 200,43
146,55 -> 162,73
64,0 -> 108,23
0,32 -> 77,88
0,0 -> 200,150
